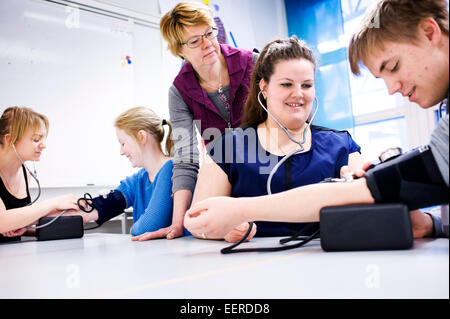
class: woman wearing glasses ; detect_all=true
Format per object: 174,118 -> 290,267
0,106 -> 81,242
154,1 -> 258,240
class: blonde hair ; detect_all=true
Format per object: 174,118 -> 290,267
349,0 -> 449,75
0,106 -> 49,149
160,1 -> 215,58
114,107 -> 173,156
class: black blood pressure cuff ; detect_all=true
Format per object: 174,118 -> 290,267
92,190 -> 127,225
365,145 -> 449,210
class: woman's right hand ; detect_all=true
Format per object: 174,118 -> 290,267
45,194 -> 98,223
1,228 -> 27,237
184,196 -> 248,240
48,194 -> 80,212
340,161 -> 373,179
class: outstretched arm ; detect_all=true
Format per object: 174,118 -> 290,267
0,194 -> 81,233
185,178 -> 374,239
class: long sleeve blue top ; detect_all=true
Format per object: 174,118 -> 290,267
117,160 -> 174,236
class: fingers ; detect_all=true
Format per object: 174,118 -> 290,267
166,229 -> 176,240
362,161 -> 373,171
131,228 -> 169,241
340,165 -> 351,178
186,201 -> 209,218
340,161 -> 374,179
351,162 -> 373,178
2,228 -> 27,237
166,228 -> 183,240
224,222 -> 256,243
184,200 -> 214,235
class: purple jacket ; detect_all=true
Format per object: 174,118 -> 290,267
173,43 -> 254,143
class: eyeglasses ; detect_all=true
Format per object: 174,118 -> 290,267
181,27 -> 218,49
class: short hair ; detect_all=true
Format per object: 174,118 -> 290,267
241,36 -> 317,128
160,1 -> 215,58
0,106 -> 49,149
349,0 -> 449,75
114,107 -> 173,156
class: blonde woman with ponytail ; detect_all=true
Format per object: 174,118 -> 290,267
77,107 -> 188,240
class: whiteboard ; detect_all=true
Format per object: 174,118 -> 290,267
0,0 -> 179,187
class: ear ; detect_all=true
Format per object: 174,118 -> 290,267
1,133 -> 11,148
259,79 -> 267,98
136,130 -> 148,145
419,17 -> 442,45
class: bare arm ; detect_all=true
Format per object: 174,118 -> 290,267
242,178 -> 373,223
189,156 -> 231,240
0,194 -> 80,233
191,156 -> 232,205
189,156 -> 257,241
185,178 -> 374,239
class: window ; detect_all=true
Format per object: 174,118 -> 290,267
341,0 -> 439,162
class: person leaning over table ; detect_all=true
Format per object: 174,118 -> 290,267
148,1 -> 258,240
184,0 -> 449,240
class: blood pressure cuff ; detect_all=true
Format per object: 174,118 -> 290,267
91,190 -> 127,225
365,145 -> 449,210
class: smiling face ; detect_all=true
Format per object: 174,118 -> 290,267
363,18 -> 449,109
364,41 -> 448,108
179,24 -> 221,68
13,124 -> 47,162
259,58 -> 316,131
116,128 -> 143,168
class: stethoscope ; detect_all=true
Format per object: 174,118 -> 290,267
12,144 -> 100,231
12,144 -> 40,205
257,91 -> 319,196
11,144 -> 65,229
221,90 -> 320,254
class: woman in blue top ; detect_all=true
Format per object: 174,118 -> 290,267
76,107 -> 185,240
187,37 -> 363,242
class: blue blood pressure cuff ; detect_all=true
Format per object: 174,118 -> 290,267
91,190 -> 127,225
364,145 -> 449,210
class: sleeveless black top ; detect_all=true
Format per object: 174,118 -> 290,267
0,165 -> 31,242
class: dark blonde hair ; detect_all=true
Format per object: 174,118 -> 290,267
349,0 -> 449,75
160,1 -> 215,58
0,106 -> 49,149
241,36 -> 317,128
114,107 -> 173,156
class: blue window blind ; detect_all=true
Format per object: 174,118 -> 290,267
285,0 -> 354,130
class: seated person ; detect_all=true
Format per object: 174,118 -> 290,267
0,106 -> 81,242
74,107 -> 188,240
189,37 -> 363,242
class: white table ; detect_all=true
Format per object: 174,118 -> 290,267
0,234 -> 448,299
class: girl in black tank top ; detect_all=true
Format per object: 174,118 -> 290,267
0,165 -> 31,242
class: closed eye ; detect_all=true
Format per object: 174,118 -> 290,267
391,62 -> 399,73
